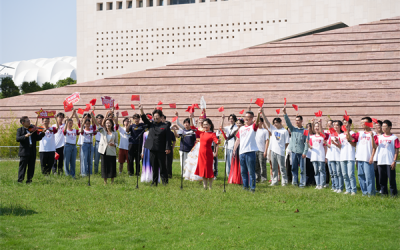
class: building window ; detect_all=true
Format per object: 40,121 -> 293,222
127,0 -> 133,8
107,2 -> 113,10
137,0 -> 143,7
170,0 -> 195,5
159,0 -> 164,6
117,1 -> 123,9
97,3 -> 103,11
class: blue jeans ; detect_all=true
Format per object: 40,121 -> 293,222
225,148 -> 233,176
332,161 -> 343,190
64,143 -> 76,178
312,161 -> 326,187
81,143 -> 93,176
239,151 -> 256,191
358,161 -> 376,196
340,161 -> 357,193
93,141 -> 101,174
291,153 -> 306,187
328,161 -> 337,190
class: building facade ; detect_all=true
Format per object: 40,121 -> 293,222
77,0 -> 400,83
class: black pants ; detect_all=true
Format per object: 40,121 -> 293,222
40,152 -> 55,175
286,154 -> 292,183
18,147 -> 37,183
325,162 -> 330,185
211,146 -> 218,178
166,152 -> 173,178
306,158 -> 316,186
150,150 -> 167,184
128,144 -> 141,176
374,161 -> 381,191
378,165 -> 398,196
52,146 -> 64,174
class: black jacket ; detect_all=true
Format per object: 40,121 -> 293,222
16,127 -> 44,157
141,114 -> 171,152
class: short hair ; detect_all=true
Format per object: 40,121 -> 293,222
245,111 -> 254,117
229,114 -> 238,122
104,118 -> 115,132
152,109 -> 163,118
259,117 -> 264,123
238,118 -> 244,125
83,113 -> 92,119
123,117 -> 130,124
20,116 -> 28,124
66,118 -> 73,123
273,118 -> 282,124
132,114 -> 140,119
106,112 -> 114,118
296,115 -> 303,121
383,120 -> 392,127
96,114 -> 104,119
84,118 -> 91,125
42,118 -> 50,122
343,118 -> 353,125
183,118 -> 191,124
377,120 -> 383,126
56,112 -> 65,118
361,117 -> 372,123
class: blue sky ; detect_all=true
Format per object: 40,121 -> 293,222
0,0 -> 76,64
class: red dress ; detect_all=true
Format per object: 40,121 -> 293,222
194,131 -> 219,178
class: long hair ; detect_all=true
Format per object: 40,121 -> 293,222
104,118 -> 115,132
203,118 -> 214,132
335,120 -> 344,133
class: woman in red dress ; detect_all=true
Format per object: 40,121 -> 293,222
194,118 -> 219,190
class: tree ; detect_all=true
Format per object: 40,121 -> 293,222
56,77 -> 76,88
20,80 -> 42,94
41,82 -> 56,90
0,77 -> 20,98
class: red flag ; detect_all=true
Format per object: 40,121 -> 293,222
115,103 -> 120,110
89,99 -> 97,106
292,104 -> 298,111
172,116 -> 178,122
121,111 -> 128,117
255,98 -> 264,107
147,114 -> 153,120
329,127 -> 338,136
185,106 -> 194,113
239,110 -> 244,114
372,118 -> 378,124
55,152 -> 60,160
218,106 -> 224,112
77,108 -> 84,115
192,104 -> 199,109
131,95 -> 140,101
130,104 -> 135,110
276,109 -> 280,114
303,130 -> 309,136
158,101 -> 163,105
156,107 -> 163,111
63,101 -> 73,112
365,122 -> 373,128
220,129 -> 227,140
284,98 -> 287,105
169,103 -> 177,109
104,103 -> 110,109
341,125 -> 347,132
315,110 -> 322,117
84,104 -> 91,112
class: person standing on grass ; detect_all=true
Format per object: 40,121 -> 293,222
375,120 -> 399,196
38,116 -> 60,175
16,114 -> 45,183
118,117 -> 131,174
373,120 -> 383,193
161,115 -> 176,179
63,109 -> 80,178
173,114 -> 196,176
282,106 -> 308,187
255,117 -> 269,183
327,120 -> 344,193
79,114 -> 97,177
128,114 -> 145,177
339,118 -> 357,195
220,114 -> 238,176
307,119 -> 329,190
304,123 -> 316,186
52,112 -> 66,175
233,108 -> 261,192
261,109 -> 289,187
352,117 -> 377,196
93,114 -> 105,174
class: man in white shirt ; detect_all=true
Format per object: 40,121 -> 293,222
39,117 -> 60,175
255,117 -> 269,183
221,114 -> 238,176
52,112 -> 65,175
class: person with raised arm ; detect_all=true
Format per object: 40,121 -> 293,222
52,112 -> 66,175
339,118 -> 358,195
63,109 -> 80,178
327,120 -> 344,193
93,113 -> 104,174
373,120 -> 383,193
127,113 -> 146,177
80,112 -> 97,176
261,108 -> 290,186
223,118 -> 245,184
139,104 -> 172,186
282,106 -> 308,187
118,117 -> 131,174
220,113 -> 238,176
38,115 -> 60,175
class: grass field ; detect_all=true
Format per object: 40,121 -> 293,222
0,160 -> 399,249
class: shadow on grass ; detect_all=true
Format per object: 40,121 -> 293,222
0,203 -> 38,216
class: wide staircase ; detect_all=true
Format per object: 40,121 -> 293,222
1,17 -> 399,132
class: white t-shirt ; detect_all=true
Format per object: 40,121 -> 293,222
237,123 -> 259,155
339,131 -> 356,161
354,131 -> 377,162
373,133 -> 382,161
119,127 -> 130,150
328,135 -> 341,161
53,124 -> 65,149
64,129 -> 79,145
269,125 -> 290,156
223,124 -> 238,150
255,128 -> 269,152
78,125 -> 96,145
39,127 -> 58,152
375,134 -> 400,165
81,126 -> 97,144
95,126 -> 102,141
309,133 -> 328,162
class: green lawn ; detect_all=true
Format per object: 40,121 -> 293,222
0,161 -> 399,249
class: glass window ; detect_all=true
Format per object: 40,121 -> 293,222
109,2 -> 113,10
128,1 -> 132,8
99,3 -> 103,10
149,0 -> 153,6
159,0 -> 164,6
170,0 -> 195,4
118,2 -> 123,9
139,0 -> 143,7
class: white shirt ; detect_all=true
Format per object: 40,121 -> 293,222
64,129 -> 79,145
376,134 -> 400,165
238,123 -> 259,155
373,133 -> 382,161
269,125 -> 290,156
53,124 -> 65,149
39,127 -> 58,152
339,132 -> 356,161
309,134 -> 327,162
95,126 -> 102,141
78,125 -> 95,145
223,124 -> 238,149
354,131 -> 377,162
255,128 -> 269,152
81,127 -> 96,143
118,127 -> 130,150
328,135 -> 341,161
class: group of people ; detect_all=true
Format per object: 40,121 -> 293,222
16,97 -> 398,196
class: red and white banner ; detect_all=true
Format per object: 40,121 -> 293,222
101,96 -> 115,108
65,92 -> 80,105
36,108 -> 56,118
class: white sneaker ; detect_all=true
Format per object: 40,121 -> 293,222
344,191 -> 350,195
282,183 -> 287,187
324,184 -> 329,188
351,192 -> 356,196
316,185 -> 322,189
336,190 -> 342,194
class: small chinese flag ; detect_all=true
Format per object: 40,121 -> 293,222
172,116 -> 178,122
343,110 -> 349,122
276,109 -> 280,114
115,103 -> 120,110
158,101 -> 163,105
372,118 -> 378,124
218,106 -> 224,112
169,103 -> 176,109
315,110 -> 322,117
365,122 -> 374,128
130,104 -> 135,110
147,114 -> 153,120
292,104 -> 298,111
329,127 -> 338,136
84,104 -> 91,112
255,98 -> 264,107
192,104 -> 199,109
104,103 -> 110,109
55,152 -> 60,160
156,107 -> 163,111
239,110 -> 244,114
303,130 -> 309,136
185,106 -> 194,113
131,95 -> 140,101
121,111 -> 128,117
341,125 -> 347,132
77,108 -> 84,115
284,98 -> 287,106
89,99 -> 97,106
